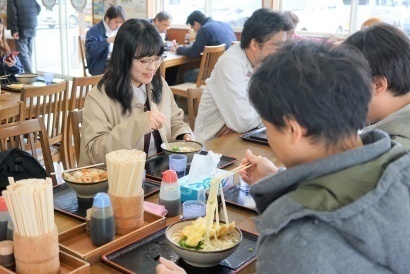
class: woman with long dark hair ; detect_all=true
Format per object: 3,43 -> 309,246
79,19 -> 193,165
0,16 -> 24,84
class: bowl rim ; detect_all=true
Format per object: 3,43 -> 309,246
165,218 -> 242,254
161,140 -> 203,154
63,179 -> 108,185
15,73 -> 39,78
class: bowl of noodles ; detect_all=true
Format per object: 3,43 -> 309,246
62,168 -> 108,199
165,218 -> 242,267
161,141 -> 203,163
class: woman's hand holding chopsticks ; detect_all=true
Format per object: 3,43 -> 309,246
240,149 -> 279,185
148,110 -> 166,130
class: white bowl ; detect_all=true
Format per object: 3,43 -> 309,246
63,168 -> 108,199
15,73 -> 38,84
161,141 -> 203,163
165,219 -> 242,267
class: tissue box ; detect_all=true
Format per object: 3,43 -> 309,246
179,169 -> 234,202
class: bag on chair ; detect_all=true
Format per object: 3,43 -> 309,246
0,148 -> 47,192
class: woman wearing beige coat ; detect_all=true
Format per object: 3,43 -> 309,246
79,19 -> 193,165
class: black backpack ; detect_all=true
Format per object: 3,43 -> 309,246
0,148 -> 47,191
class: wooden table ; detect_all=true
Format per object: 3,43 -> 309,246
160,51 -> 200,78
55,133 -> 278,273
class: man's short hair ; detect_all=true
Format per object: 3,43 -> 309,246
155,11 -> 173,22
186,10 -> 206,26
249,41 -> 372,148
241,9 -> 294,50
343,23 -> 410,97
105,5 -> 125,21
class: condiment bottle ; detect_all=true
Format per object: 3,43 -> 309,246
0,197 -> 9,242
184,33 -> 189,45
159,170 -> 181,217
0,240 -> 15,269
6,220 -> 13,240
90,193 -> 115,247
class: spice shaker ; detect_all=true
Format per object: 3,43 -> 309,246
90,193 -> 115,246
159,170 -> 181,217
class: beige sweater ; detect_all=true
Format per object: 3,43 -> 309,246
79,79 -> 192,165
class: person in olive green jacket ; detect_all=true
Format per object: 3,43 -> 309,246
79,19 -> 193,166
343,23 -> 410,150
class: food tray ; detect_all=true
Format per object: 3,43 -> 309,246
223,185 -> 257,213
1,78 -> 65,92
101,227 -> 258,274
53,180 -> 161,221
145,151 -> 237,181
0,250 -> 90,274
240,127 -> 268,145
58,211 -> 166,264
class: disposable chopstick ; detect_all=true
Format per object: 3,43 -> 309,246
50,163 -> 105,175
217,163 -> 253,181
151,102 -> 169,149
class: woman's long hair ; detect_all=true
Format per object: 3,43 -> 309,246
98,19 -> 164,115
0,17 -> 11,57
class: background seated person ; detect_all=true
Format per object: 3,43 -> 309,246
0,16 -> 23,84
343,23 -> 410,150
193,9 -> 293,143
79,19 -> 193,165
239,41 -> 410,273
85,5 -> 125,76
149,11 -> 172,40
175,10 -> 236,82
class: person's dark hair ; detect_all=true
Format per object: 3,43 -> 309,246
342,23 -> 410,97
155,11 -> 173,22
241,9 -> 294,50
98,19 -> 164,115
104,5 -> 125,21
249,40 -> 372,148
186,10 -> 206,26
283,11 -> 299,26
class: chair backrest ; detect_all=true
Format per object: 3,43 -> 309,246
67,109 -> 83,168
69,75 -> 102,111
20,81 -> 70,166
187,88 -> 203,129
195,44 -> 226,87
0,117 -> 56,185
78,35 -> 88,77
0,102 -> 24,125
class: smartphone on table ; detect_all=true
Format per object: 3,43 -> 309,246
6,51 -> 19,62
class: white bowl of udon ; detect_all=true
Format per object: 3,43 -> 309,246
165,218 -> 242,267
161,141 -> 203,163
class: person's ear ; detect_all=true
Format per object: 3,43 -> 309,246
284,117 -> 305,145
249,38 -> 259,52
372,76 -> 388,96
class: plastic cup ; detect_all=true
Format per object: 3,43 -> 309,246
183,200 -> 206,219
239,177 -> 250,193
43,72 -> 54,85
169,154 -> 187,178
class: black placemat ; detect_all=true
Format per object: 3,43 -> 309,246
53,179 -> 161,221
102,227 -> 257,274
240,127 -> 268,145
145,151 -> 237,181
223,185 -> 257,213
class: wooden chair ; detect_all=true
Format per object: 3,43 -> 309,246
187,88 -> 203,130
67,109 -> 83,168
0,102 -> 24,124
0,117 -> 56,185
78,35 -> 88,77
20,81 -> 70,169
170,44 -> 226,129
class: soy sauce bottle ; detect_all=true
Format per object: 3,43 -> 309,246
159,170 -> 181,217
90,193 -> 115,246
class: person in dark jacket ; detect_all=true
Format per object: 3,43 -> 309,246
85,5 -> 125,76
7,0 -> 40,73
176,10 -> 236,82
0,16 -> 23,84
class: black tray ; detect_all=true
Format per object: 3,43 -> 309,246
102,227 -> 257,274
240,127 -> 268,145
223,185 -> 257,213
145,151 -> 237,181
53,179 -> 161,221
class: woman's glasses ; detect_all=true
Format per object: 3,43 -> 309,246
134,55 -> 167,68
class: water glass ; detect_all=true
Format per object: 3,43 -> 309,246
239,177 -> 250,193
183,200 -> 206,219
169,154 -> 187,178
43,72 -> 54,85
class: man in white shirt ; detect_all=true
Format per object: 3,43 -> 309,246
194,9 -> 294,143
